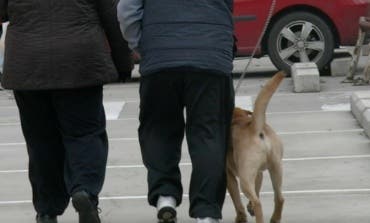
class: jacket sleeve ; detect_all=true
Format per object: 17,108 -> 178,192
117,0 -> 143,51
96,0 -> 133,76
225,0 -> 233,13
0,0 -> 8,22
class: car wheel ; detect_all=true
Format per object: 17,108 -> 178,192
267,11 -> 335,73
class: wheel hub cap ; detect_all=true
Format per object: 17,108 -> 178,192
297,40 -> 305,49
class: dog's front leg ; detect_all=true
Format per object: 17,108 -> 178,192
227,170 -> 248,223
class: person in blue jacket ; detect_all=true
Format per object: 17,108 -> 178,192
118,1 -> 235,223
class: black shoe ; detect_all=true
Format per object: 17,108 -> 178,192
157,206 -> 177,223
36,215 -> 57,223
72,191 -> 101,223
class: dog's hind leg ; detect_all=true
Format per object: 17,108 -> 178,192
240,174 -> 264,223
247,171 -> 263,217
268,162 -> 284,223
227,170 -> 248,223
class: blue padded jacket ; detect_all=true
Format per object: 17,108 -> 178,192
118,0 -> 234,76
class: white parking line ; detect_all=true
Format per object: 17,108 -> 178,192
116,118 -> 139,121
0,137 -> 140,147
277,129 -> 364,135
0,106 -> 356,127
108,129 -> 365,140
0,100 -> 140,110
124,100 -> 140,103
1,154 -> 370,174
266,110 -> 353,115
1,188 -> 369,205
0,122 -> 20,126
0,106 -> 17,109
0,170 -> 28,173
0,142 -> 26,146
234,90 -> 354,97
0,118 -> 139,127
321,103 -> 350,111
109,137 -> 139,142
0,109 -> 353,125
283,154 -> 370,161
0,128 -> 365,148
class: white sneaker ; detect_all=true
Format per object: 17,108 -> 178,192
157,196 -> 177,223
196,217 -> 220,223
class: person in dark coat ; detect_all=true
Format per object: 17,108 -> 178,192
118,0 -> 235,223
0,0 -> 133,223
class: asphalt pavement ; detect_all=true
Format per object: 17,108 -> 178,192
1,56 -> 370,223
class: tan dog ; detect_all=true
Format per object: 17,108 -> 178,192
227,72 -> 285,223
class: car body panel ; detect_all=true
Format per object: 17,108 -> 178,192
234,0 -> 370,56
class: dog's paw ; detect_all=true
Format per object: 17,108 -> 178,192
235,214 -> 248,223
270,219 -> 281,223
247,202 -> 255,216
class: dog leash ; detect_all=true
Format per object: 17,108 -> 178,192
234,0 -> 277,94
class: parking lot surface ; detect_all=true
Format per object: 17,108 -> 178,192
1,57 -> 370,223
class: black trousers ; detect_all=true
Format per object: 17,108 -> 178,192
138,70 -> 234,219
14,86 -> 108,216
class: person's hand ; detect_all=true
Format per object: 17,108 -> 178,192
132,49 -> 141,62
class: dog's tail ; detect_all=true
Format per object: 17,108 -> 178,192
251,71 -> 285,134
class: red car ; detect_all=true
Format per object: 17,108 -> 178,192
234,0 -> 370,72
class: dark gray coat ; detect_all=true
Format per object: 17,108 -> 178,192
139,0 -> 234,76
0,0 -> 132,90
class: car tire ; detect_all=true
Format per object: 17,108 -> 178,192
267,11 -> 335,74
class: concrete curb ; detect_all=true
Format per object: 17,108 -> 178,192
291,63 -> 320,93
330,49 -> 353,76
350,91 -> 370,138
